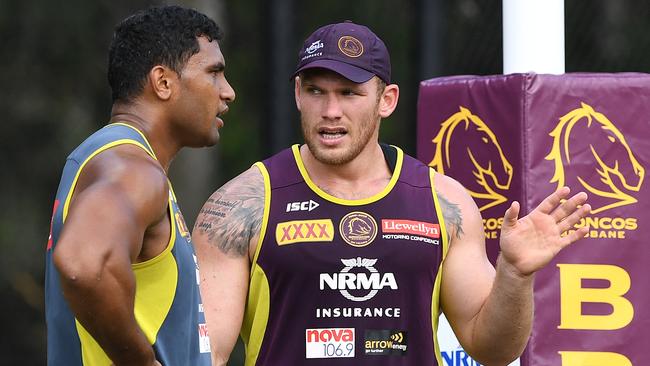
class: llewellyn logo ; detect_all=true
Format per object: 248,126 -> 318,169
546,102 -> 645,214
430,106 -> 513,211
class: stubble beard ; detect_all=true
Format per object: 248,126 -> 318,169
301,109 -> 379,166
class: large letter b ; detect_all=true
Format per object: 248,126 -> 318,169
558,264 -> 633,330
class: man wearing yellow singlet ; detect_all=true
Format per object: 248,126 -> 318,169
44,5 -> 235,365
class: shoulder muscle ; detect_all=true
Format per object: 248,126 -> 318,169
433,171 -> 483,243
57,144 -> 169,263
193,165 -> 265,258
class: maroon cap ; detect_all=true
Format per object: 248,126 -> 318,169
293,21 -> 391,84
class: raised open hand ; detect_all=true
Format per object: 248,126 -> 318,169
499,187 -> 591,276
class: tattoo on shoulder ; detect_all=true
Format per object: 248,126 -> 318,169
194,169 -> 264,257
437,192 -> 464,240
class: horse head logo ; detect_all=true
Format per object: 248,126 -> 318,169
429,106 -> 513,211
546,102 -> 645,213
347,217 -> 372,235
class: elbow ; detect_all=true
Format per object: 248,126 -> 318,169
212,353 -> 230,366
53,245 -> 106,290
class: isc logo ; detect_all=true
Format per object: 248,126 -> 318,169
286,200 -> 319,212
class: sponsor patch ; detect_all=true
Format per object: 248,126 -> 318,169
382,219 -> 440,238
364,330 -> 408,356
276,219 -> 334,245
305,40 -> 324,54
198,323 -> 211,353
339,212 -> 377,247
175,212 -> 191,241
320,257 -> 398,302
316,307 -> 401,318
193,254 -> 200,285
306,328 -> 355,359
46,199 -> 60,250
286,199 -> 320,212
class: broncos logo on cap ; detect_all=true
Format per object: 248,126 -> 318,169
429,106 -> 513,211
338,36 -> 364,57
546,102 -> 645,213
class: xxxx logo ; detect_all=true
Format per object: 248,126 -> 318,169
546,102 -> 645,213
276,219 -> 334,245
430,106 -> 513,211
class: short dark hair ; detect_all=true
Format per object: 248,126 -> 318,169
108,5 -> 222,103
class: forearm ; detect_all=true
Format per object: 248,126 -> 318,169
200,258 -> 249,366
469,255 -> 534,365
58,263 -> 155,365
211,350 -> 233,366
208,316 -> 240,366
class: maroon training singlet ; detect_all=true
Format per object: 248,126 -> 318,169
241,144 -> 449,365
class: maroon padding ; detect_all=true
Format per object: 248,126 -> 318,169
417,72 -> 650,366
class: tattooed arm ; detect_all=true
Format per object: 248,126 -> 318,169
435,172 -> 589,365
192,166 -> 265,366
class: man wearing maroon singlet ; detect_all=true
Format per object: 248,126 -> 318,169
193,21 -> 591,366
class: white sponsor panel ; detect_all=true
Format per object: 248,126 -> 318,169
319,258 -> 398,302
305,328 -> 355,359
437,314 -> 519,366
198,323 -> 211,354
193,254 -> 200,285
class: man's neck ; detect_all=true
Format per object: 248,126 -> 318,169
110,103 -> 180,172
299,143 -> 393,200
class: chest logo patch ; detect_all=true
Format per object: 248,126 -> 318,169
339,211 -> 378,247
382,219 -> 440,238
320,258 -> 398,302
276,219 -> 334,245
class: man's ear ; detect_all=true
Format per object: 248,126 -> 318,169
378,83 -> 399,118
148,65 -> 175,101
294,76 -> 302,112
